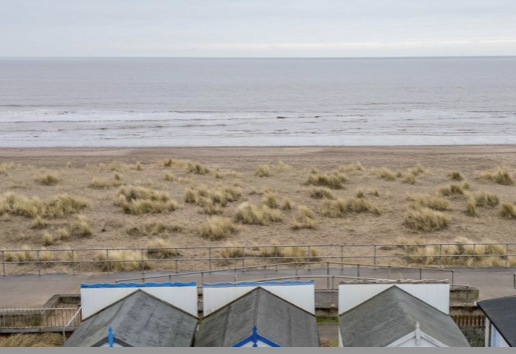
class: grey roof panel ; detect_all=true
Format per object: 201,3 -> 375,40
339,286 -> 470,347
195,288 -> 319,347
479,295 -> 516,347
65,290 -> 198,347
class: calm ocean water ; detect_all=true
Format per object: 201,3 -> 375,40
0,57 -> 515,147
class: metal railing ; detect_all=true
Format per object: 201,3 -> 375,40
0,307 -> 81,333
115,261 -> 455,285
1,241 -> 515,276
62,307 -> 82,342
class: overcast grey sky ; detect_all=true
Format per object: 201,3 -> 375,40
1,0 -> 516,57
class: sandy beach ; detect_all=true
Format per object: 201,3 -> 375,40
0,145 -> 515,260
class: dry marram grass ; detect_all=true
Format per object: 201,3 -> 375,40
403,206 -> 449,232
200,217 -> 238,240
321,198 -> 381,218
235,203 -> 283,225
478,167 -> 514,186
115,186 -> 178,215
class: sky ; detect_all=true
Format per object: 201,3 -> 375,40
1,0 -> 516,57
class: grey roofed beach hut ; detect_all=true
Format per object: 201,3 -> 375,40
339,286 -> 470,347
65,290 -> 198,347
195,287 -> 320,347
479,295 -> 516,347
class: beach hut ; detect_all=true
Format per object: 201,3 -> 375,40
195,280 -> 319,347
65,282 -> 198,347
338,281 -> 470,347
479,295 -> 516,347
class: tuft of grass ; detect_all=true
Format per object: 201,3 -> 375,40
200,217 -> 238,240
478,167 -> 514,186
262,193 -> 280,209
282,246 -> 321,263
403,175 -> 416,185
305,172 -> 347,190
147,238 -> 179,259
276,161 -> 292,172
35,173 -> 60,186
31,216 -> 48,230
354,190 -> 365,199
310,187 -> 334,200
235,203 -> 283,225
281,198 -> 294,210
0,333 -> 64,347
188,162 -> 211,175
448,171 -> 464,181
321,198 -> 381,218
200,199 -> 224,215
466,197 -> 477,217
0,162 -> 16,175
403,206 -> 449,232
291,206 -> 317,230
409,164 -> 428,176
255,165 -> 272,177
260,240 -> 285,258
375,168 -> 396,181
220,244 -> 244,260
72,215 -> 93,237
338,163 -> 365,173
114,173 -> 123,181
136,161 -> 143,171
500,203 -> 516,219
126,221 -> 183,237
89,177 -> 120,189
165,173 -> 176,182
474,191 -> 500,208
110,161 -> 123,172
95,250 -> 150,272
368,189 -> 380,197
398,237 -> 506,267
0,193 -> 87,219
439,184 -> 465,197
41,232 -> 55,246
407,193 -> 450,211
115,186 -> 178,215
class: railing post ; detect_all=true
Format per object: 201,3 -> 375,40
209,248 -> 212,271
106,250 -> 110,273
242,247 -> 245,269
451,270 -> 455,285
71,250 -> 75,275
326,263 -> 330,290
37,250 -> 41,276
357,264 -> 360,278
439,244 -> 443,269
308,246 -> 311,271
234,268 -> 237,282
141,249 -> 145,273
340,245 -> 344,270
2,250 -> 6,276
506,244 -> 509,268
373,244 -> 377,269
419,268 -> 423,280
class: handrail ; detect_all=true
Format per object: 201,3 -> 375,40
62,306 -> 82,342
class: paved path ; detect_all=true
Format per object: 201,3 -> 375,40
0,267 -> 514,308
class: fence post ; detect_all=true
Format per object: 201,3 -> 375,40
419,268 -> 423,280
374,245 -> 377,269
2,250 -> 5,276
506,244 -> 509,268
439,244 -> 443,269
326,263 -> 330,290
242,247 -> 245,269
357,264 -> 360,278
37,250 -> 41,276
340,245 -> 344,270
307,246 -> 311,271
71,250 -> 75,275
209,248 -> 212,271
140,249 -> 145,273
106,250 -> 110,273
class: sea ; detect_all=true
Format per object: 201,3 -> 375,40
0,57 -> 515,147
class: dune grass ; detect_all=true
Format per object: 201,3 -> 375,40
35,173 -> 60,186
200,217 -> 238,240
188,162 -> 211,175
115,186 -> 178,215
220,244 -> 244,260
407,193 -> 450,211
466,197 -> 478,217
95,250 -> 150,272
0,333 -> 64,347
403,206 -> 449,232
71,215 -> 93,237
478,167 -> 514,186
403,175 -> 416,185
276,161 -> 292,172
262,193 -> 280,209
409,164 -> 429,176
126,221 -> 183,237
146,238 -> 178,259
439,184 -> 465,197
448,171 -> 464,181
309,187 -> 334,200
31,216 -> 48,230
500,203 -> 516,219
291,206 -> 317,230
0,162 -> 16,175
0,193 -> 87,219
165,173 -> 176,182
235,203 -> 283,225
474,191 -> 500,208
320,198 -> 381,218
305,172 -> 347,189
281,198 -> 294,210
255,165 -> 272,177
375,168 -> 397,181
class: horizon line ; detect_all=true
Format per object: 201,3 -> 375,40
1,55 -> 516,60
